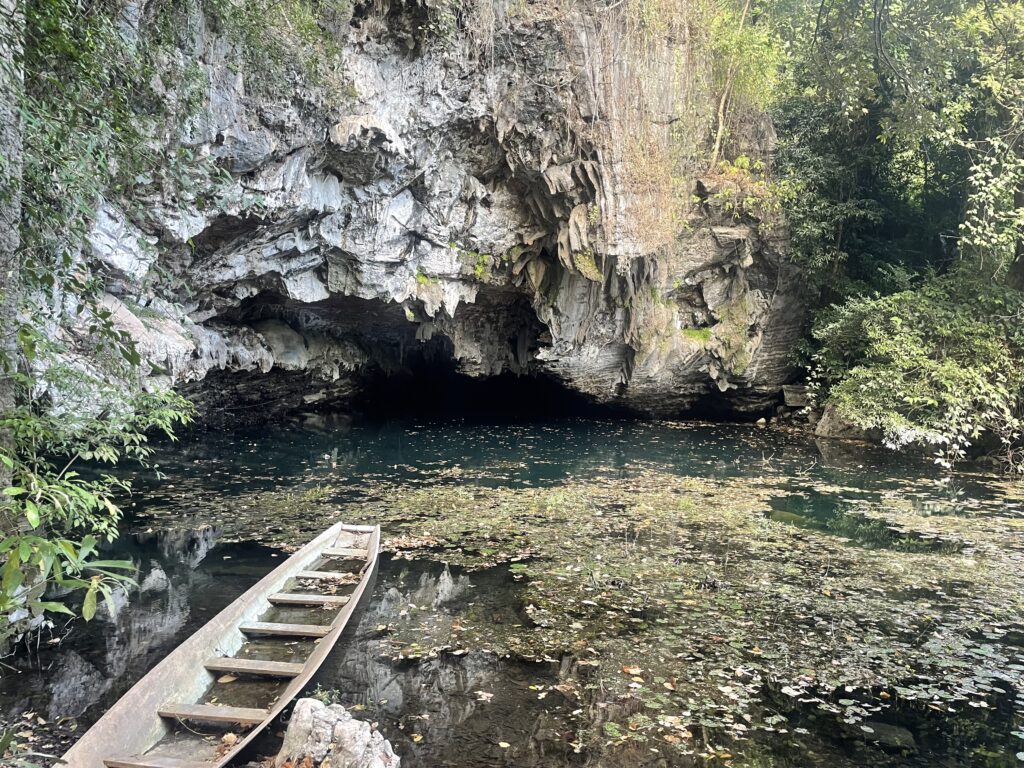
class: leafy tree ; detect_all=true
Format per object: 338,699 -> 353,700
811,269 -> 1024,467
766,0 -> 1024,465
707,0 -> 786,168
0,0 -> 193,645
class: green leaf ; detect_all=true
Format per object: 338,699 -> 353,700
82,585 -> 98,621
78,534 -> 98,560
101,585 -> 116,617
86,559 -> 135,570
34,600 -> 75,616
25,499 -> 40,528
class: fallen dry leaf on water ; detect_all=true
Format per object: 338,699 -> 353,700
217,674 -> 238,684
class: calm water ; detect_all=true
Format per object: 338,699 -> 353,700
2,417 -> 1021,767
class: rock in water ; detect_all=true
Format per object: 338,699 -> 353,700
274,698 -> 400,768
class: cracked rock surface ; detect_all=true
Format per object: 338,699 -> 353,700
89,1 -> 804,420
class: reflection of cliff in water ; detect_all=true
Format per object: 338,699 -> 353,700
314,558 -> 580,768
0,528 -> 275,730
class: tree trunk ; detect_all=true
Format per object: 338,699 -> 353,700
0,0 -> 24,533
710,0 -> 752,170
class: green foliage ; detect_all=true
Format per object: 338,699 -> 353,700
0,373 -> 192,642
765,0 -> 1024,467
202,0 -> 353,99
0,727 -> 45,768
707,0 -> 784,112
706,155 -> 780,221
811,270 -> 1024,468
681,327 -> 712,344
0,0 -> 207,642
771,0 -> 1024,286
450,243 -> 495,281
308,683 -> 343,705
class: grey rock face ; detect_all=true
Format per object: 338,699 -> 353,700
276,698 -> 400,768
814,404 -> 878,442
90,3 -> 804,420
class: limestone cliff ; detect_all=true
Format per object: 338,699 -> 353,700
87,0 -> 804,420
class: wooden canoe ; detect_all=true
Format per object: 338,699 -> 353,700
60,522 -> 381,768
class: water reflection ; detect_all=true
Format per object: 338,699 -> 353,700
3,419 -> 1022,768
0,529 -> 274,734
315,558 -> 579,768
130,418 -> 1018,524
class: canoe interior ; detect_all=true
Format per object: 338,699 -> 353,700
59,523 -> 380,768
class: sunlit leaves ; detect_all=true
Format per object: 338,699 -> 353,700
812,269 -> 1024,467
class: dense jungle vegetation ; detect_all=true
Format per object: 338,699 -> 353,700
0,0 -> 1023,637
768,0 -> 1024,469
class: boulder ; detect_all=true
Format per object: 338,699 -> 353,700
814,403 -> 878,442
274,698 -> 400,768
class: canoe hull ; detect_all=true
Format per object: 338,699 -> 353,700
60,523 -> 380,768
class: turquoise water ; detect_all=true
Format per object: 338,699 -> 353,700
1,417 -> 1021,767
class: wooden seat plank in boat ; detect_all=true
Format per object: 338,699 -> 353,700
157,703 -> 268,725
104,756 -> 210,768
267,592 -> 350,606
322,547 -> 368,558
239,621 -> 331,637
62,522 -> 380,768
295,570 -> 356,581
203,657 -> 304,677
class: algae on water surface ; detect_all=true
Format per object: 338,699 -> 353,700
132,438 -> 1024,766
27,420 -> 1023,766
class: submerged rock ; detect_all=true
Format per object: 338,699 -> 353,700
849,722 -> 917,753
274,698 -> 399,768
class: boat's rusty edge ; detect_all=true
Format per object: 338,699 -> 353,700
58,523 -> 381,768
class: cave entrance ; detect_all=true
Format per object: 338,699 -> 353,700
197,290 -> 608,424
352,347 -> 607,421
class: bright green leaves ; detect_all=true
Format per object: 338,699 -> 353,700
81,582 -> 97,621
24,499 -> 39,528
771,0 -> 1024,458
811,269 -> 1024,467
0,532 -> 136,633
0,389 -> 186,642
